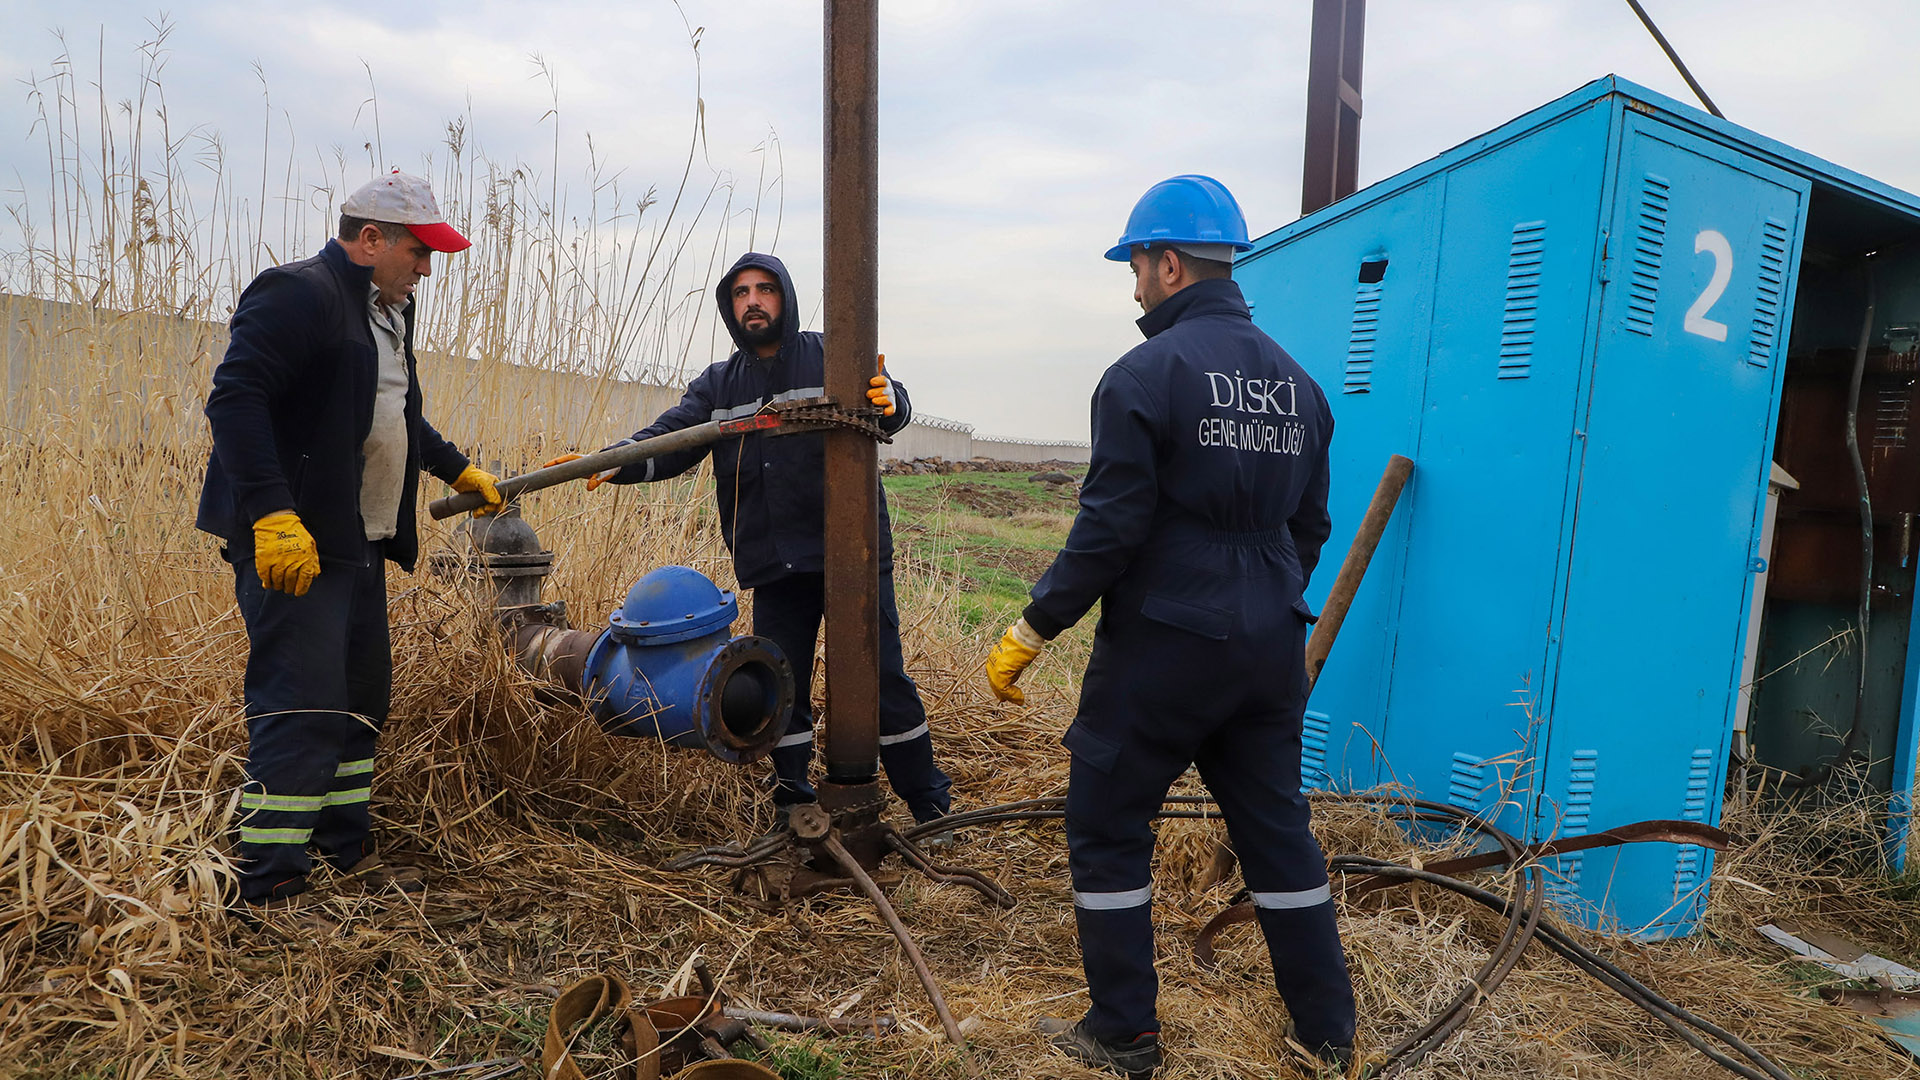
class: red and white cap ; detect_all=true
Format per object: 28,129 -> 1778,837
342,168 -> 471,253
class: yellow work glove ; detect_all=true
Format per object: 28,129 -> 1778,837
451,464 -> 505,515
543,437 -> 631,491
867,353 -> 896,417
985,617 -> 1047,704
253,511 -> 321,597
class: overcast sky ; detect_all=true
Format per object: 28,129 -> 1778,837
6,1 -> 1920,440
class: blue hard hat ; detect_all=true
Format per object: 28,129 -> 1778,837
1105,174 -> 1252,262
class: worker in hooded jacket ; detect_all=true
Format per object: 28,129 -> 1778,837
550,252 -> 952,828
983,176 -> 1357,1077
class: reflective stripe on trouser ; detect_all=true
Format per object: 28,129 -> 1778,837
1063,626 -> 1354,1045
1193,700 -> 1355,1049
755,569 -> 951,823
233,541 -> 391,902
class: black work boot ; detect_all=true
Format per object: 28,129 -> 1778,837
1284,1020 -> 1355,1073
1036,1017 -> 1161,1078
335,854 -> 426,895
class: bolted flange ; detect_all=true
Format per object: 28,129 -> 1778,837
789,804 -> 832,842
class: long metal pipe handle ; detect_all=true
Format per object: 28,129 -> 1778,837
1304,454 -> 1414,689
818,833 -> 967,1048
428,415 -> 779,519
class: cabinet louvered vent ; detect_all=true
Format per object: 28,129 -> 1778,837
1500,221 -> 1547,379
1549,750 -> 1599,906
1876,385 -> 1911,448
1301,711 -> 1332,792
1749,217 -> 1790,367
1672,748 -> 1715,900
1448,752 -> 1488,811
1345,282 -> 1383,393
1625,173 -> 1671,336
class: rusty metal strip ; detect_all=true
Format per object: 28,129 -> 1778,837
1194,900 -> 1259,969
1344,818 -> 1729,900
541,972 -> 660,1080
1194,818 -> 1730,967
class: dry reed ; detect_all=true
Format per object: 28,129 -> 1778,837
1,19 -> 1914,1080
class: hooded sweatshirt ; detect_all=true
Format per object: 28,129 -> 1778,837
608,252 -> 912,589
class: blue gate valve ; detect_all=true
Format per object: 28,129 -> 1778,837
578,566 -> 794,763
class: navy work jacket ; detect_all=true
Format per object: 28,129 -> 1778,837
196,239 -> 472,571
1023,277 -> 1333,641
607,252 -> 912,590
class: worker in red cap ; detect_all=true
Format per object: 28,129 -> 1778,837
198,169 -> 503,914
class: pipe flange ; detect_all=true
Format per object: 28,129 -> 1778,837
696,635 -> 797,764
477,564 -> 557,578
477,552 -> 556,568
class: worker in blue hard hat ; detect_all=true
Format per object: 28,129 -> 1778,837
982,174 -> 1357,1076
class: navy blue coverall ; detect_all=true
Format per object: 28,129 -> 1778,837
198,240 -> 475,902
1023,277 -> 1356,1048
604,252 -> 951,823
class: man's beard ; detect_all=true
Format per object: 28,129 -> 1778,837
741,318 -> 781,348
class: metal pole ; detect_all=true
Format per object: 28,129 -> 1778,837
428,415 -> 780,519
1300,0 -> 1365,216
821,0 -> 882,786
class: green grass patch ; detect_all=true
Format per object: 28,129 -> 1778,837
884,469 -> 1084,631
746,1035 -> 846,1080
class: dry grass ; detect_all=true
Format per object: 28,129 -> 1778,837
2,19 -> 1917,1080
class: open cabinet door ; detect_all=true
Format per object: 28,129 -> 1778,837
1544,114 -> 1808,937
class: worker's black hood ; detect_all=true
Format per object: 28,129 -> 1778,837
715,251 -> 802,357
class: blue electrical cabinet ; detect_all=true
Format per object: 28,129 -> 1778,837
1238,76 -> 1920,937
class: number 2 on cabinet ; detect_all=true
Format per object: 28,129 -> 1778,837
1685,229 -> 1732,342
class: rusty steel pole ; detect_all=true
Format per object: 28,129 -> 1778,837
1300,0 -> 1365,216
820,0 -> 882,788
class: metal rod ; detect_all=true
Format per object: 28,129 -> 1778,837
1305,453 -> 1413,689
821,0 -> 883,784
819,832 -> 966,1046
692,957 -> 718,1000
722,1007 -> 898,1035
883,831 -> 1018,908
1622,0 -> 1724,118
389,1059 -> 523,1080
428,414 -> 780,519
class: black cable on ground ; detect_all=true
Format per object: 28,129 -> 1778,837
907,796 -> 1546,1074
903,793 -> 1793,1080
1334,859 -> 1794,1080
1334,806 -> 1543,1077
